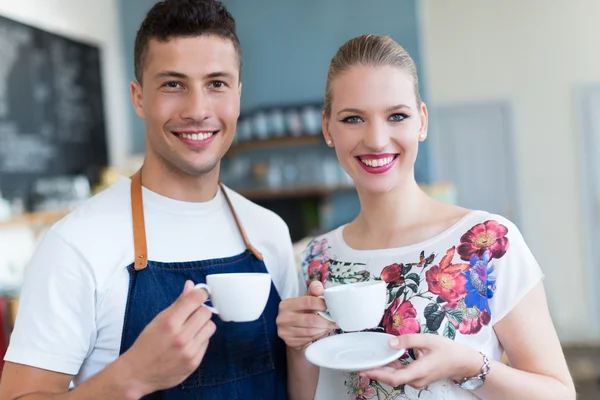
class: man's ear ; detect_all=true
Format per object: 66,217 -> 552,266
130,80 -> 145,119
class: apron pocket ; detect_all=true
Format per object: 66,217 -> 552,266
181,313 -> 275,388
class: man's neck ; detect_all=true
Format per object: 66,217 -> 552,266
138,159 -> 220,203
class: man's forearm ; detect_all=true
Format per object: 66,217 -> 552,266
287,347 -> 319,400
15,357 -> 147,400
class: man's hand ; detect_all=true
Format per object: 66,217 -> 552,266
120,280 -> 217,396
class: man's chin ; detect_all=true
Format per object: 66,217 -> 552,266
172,159 -> 221,177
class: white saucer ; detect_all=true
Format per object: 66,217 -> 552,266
304,332 -> 405,372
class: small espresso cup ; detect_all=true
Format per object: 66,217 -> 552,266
317,280 -> 386,332
194,272 -> 271,322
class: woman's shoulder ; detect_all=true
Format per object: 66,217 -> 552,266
456,211 -> 525,243
305,225 -> 345,249
449,210 -> 532,269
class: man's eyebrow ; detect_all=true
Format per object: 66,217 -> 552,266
153,70 -> 188,80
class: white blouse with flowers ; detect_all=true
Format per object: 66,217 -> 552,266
300,211 -> 544,400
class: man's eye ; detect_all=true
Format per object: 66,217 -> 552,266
210,81 -> 227,89
164,81 -> 182,89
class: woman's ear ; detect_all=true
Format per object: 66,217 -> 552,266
418,102 -> 429,142
322,111 -> 334,147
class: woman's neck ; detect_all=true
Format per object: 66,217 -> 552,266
344,180 -> 468,250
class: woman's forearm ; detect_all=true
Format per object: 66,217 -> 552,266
472,360 -> 576,400
287,347 -> 319,400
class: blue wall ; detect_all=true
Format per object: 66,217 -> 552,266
117,0 -> 155,153
117,0 -> 430,229
223,0 -> 425,111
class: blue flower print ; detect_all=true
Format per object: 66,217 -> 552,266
463,250 -> 496,313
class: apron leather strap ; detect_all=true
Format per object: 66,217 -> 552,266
219,183 -> 264,261
130,169 -> 264,271
131,170 -> 148,270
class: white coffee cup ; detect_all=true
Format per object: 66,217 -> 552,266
194,272 -> 271,322
318,280 -> 387,332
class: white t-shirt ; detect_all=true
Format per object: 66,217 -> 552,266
300,211 -> 544,400
5,176 -> 302,386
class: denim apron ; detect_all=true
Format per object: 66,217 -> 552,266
119,171 -> 288,399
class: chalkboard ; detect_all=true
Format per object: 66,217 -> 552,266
0,14 -> 107,205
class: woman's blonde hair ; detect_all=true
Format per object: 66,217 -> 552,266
324,34 -> 421,118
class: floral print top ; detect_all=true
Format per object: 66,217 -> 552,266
300,211 -> 544,400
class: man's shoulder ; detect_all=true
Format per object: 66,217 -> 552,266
50,177 -> 131,242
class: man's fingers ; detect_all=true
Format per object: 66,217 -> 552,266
164,285 -> 210,328
191,319 -> 217,348
182,280 -> 195,295
179,303 -> 214,342
185,320 -> 217,368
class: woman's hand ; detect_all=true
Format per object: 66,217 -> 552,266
276,281 -> 338,351
359,333 -> 484,390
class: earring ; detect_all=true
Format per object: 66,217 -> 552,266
419,133 -> 427,141
326,139 -> 333,146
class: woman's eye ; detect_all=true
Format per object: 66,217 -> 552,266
389,113 -> 409,122
341,116 -> 363,124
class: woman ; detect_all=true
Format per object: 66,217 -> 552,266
276,34 -> 575,400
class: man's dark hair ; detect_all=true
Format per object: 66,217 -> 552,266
133,0 -> 241,84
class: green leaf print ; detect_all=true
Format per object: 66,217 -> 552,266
423,302 -> 439,319
405,273 -> 420,285
445,308 -> 464,323
444,320 -> 457,340
327,260 -> 370,284
401,264 -> 412,276
426,310 -> 446,331
406,283 -> 419,293
394,286 -> 405,300
421,324 -> 439,335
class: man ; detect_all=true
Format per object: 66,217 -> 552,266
0,1 -> 300,398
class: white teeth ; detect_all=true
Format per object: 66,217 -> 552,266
360,156 -> 394,167
179,132 -> 214,141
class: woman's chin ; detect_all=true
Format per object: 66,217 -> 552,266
355,179 -> 403,196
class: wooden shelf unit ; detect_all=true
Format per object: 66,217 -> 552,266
227,134 -> 323,154
238,184 -> 355,201
0,209 -> 69,229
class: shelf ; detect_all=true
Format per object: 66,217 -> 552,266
227,135 -> 323,154
237,184 -> 355,200
0,209 -> 69,228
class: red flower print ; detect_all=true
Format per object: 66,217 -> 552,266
426,247 -> 470,302
355,375 -> 377,399
380,263 -> 405,285
307,259 -> 330,284
444,299 -> 491,335
457,220 -> 509,261
383,299 -> 420,336
310,238 -> 329,259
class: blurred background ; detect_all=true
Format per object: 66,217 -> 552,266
0,0 -> 599,396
